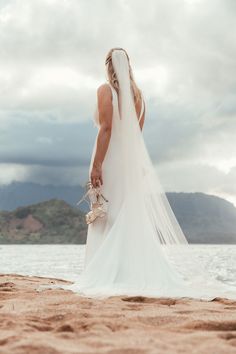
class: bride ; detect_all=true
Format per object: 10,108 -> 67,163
43,48 -> 236,300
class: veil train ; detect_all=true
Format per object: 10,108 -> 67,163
111,49 -> 189,246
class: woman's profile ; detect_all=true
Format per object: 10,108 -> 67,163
42,48 -> 236,300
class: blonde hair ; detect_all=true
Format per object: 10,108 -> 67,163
105,47 -> 142,104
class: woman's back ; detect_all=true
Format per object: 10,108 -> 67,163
94,83 -> 145,130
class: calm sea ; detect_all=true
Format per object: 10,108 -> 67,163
0,244 -> 235,287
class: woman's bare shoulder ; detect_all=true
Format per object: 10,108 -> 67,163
97,82 -> 111,93
97,83 -> 112,98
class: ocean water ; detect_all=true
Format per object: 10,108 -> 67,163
0,244 -> 235,287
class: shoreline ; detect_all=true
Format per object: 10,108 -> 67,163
0,273 -> 236,353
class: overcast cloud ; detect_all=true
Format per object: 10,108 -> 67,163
0,0 -> 236,205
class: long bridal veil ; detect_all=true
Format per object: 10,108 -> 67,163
112,49 -> 188,246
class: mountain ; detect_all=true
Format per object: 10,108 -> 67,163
167,192 -> 236,244
0,182 -> 236,243
0,199 -> 87,244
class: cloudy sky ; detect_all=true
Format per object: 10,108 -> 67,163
0,0 -> 236,206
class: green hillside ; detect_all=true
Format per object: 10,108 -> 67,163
0,199 -> 87,244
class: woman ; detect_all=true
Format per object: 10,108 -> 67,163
40,48 -> 236,300
90,48 -> 145,189
84,47 -> 149,268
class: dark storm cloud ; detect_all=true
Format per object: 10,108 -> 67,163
0,118 -> 96,166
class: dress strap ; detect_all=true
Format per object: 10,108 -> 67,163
138,94 -> 144,122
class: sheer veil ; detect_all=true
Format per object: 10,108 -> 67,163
110,49 -> 188,246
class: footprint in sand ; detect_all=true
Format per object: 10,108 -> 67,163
218,333 -> 236,347
184,320 -> 236,331
121,296 -> 177,306
56,324 -> 75,333
0,282 -> 16,292
219,333 -> 236,340
0,336 -> 20,346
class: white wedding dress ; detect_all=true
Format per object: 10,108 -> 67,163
61,81 -> 235,301
38,50 -> 236,300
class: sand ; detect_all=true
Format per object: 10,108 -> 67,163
0,274 -> 236,354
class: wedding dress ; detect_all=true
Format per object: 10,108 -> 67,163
38,49 -> 236,300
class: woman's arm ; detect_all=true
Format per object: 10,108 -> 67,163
90,84 -> 113,188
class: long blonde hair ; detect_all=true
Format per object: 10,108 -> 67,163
105,47 -> 142,104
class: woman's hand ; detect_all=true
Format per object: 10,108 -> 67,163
90,162 -> 103,188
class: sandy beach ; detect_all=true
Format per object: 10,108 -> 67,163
0,274 -> 236,354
